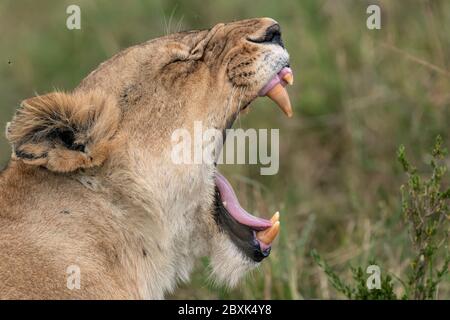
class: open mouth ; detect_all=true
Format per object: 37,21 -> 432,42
213,66 -> 293,262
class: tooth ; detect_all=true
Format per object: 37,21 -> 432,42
222,201 -> 227,207
282,73 -> 294,85
270,211 -> 280,224
266,83 -> 293,118
256,221 -> 280,244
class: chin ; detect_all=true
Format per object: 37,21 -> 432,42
208,231 -> 260,288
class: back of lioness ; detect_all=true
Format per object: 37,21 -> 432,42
0,163 -> 134,299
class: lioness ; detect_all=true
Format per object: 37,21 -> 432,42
0,18 -> 293,299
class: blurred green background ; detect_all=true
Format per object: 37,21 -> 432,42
1,0 -> 449,299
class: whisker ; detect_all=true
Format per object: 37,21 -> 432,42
167,6 -> 177,35
176,15 -> 184,33
236,87 -> 246,129
225,86 -> 237,122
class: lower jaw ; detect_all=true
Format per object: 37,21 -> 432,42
213,188 -> 271,262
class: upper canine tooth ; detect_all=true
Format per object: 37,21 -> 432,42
266,83 -> 293,118
270,211 -> 280,224
282,73 -> 294,85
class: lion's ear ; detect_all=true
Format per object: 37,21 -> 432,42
6,90 -> 121,173
189,23 -> 224,59
166,23 -> 225,61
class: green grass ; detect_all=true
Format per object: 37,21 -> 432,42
309,136 -> 449,300
0,0 -> 449,299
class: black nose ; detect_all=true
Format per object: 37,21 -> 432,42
264,24 -> 284,47
249,24 -> 284,48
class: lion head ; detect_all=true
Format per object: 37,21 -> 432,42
6,17 -> 293,294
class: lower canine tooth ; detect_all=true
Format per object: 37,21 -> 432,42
270,211 -> 280,224
266,83 -> 293,118
256,221 -> 280,244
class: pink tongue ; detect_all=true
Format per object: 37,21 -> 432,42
215,172 -> 272,230
258,67 -> 293,96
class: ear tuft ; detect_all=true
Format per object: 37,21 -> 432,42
7,90 -> 121,172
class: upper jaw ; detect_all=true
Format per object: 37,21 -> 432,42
258,65 -> 293,96
232,62 -> 294,120
236,44 -> 292,115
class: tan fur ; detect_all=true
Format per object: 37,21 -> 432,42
7,90 -> 121,172
0,18 -> 289,299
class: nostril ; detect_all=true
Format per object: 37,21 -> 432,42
263,25 -> 281,42
248,24 -> 284,48
264,29 -> 279,42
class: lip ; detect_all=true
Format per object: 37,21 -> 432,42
258,66 -> 293,96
